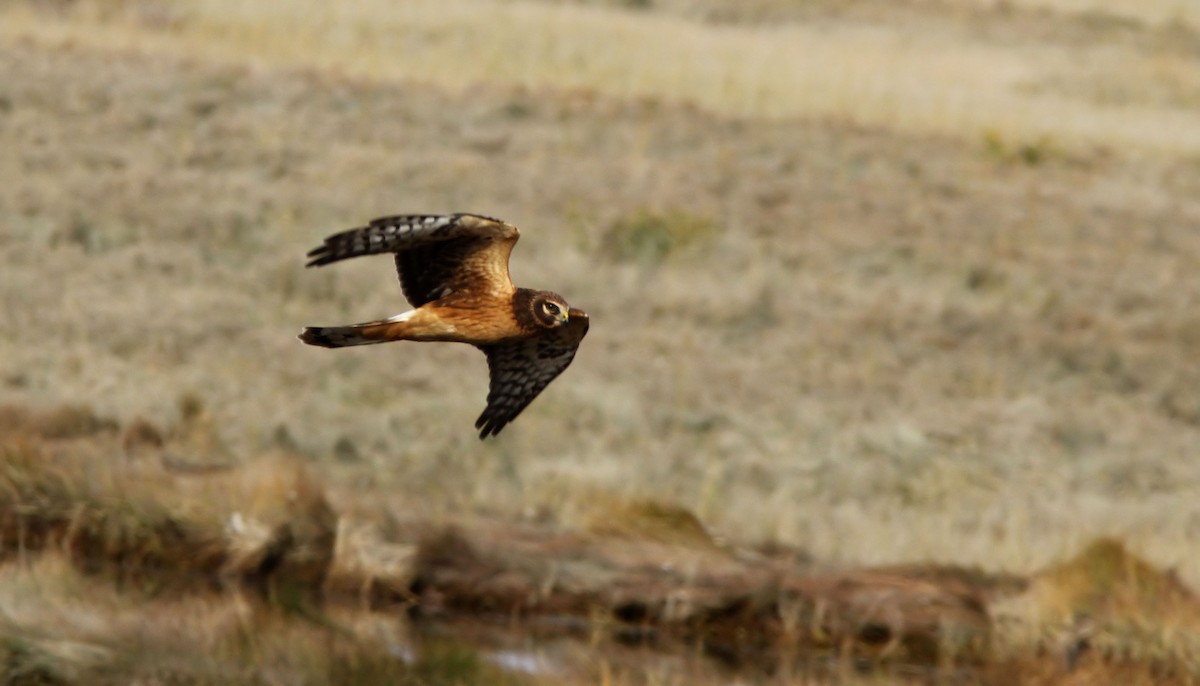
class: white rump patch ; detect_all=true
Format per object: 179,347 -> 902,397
386,310 -> 417,323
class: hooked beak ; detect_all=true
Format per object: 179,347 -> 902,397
566,307 -> 589,334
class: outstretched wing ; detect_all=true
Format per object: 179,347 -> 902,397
474,308 -> 590,439
305,213 -> 519,307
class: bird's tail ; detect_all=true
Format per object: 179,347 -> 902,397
298,321 -> 399,348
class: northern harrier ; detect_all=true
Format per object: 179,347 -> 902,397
299,213 -> 589,439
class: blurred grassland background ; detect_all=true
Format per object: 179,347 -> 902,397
2,0 -> 1200,605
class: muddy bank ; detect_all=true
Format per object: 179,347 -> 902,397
2,405 -> 1198,684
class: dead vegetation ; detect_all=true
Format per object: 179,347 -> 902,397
2,0 -> 1200,682
6,0 -> 1200,153
0,403 -> 334,596
0,404 -> 1198,684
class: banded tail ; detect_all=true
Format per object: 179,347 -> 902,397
298,322 -> 397,348
299,310 -> 421,348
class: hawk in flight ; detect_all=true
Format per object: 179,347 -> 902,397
299,213 -> 589,439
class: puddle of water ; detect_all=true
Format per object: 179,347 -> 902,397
331,607 -> 956,685
486,648 -> 561,677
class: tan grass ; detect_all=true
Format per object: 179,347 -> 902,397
4,406 -> 1200,682
585,498 -> 718,549
2,0 -> 1199,154
574,0 -> 1200,28
3,0 -> 1199,679
992,538 -> 1200,681
2,0 -> 1200,633
0,554 -> 544,685
0,408 -> 335,589
0,408 -> 548,683
987,0 -> 1200,27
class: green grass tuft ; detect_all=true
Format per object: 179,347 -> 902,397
600,207 -> 716,265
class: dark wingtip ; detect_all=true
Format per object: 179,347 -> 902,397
474,413 -> 507,440
304,224 -> 365,267
304,245 -> 332,268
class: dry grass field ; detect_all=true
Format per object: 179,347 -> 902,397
2,0 -> 1200,682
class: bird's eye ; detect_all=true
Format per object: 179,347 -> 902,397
542,302 -> 560,316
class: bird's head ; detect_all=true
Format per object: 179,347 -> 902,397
531,291 -> 572,329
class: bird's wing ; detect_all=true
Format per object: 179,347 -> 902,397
305,213 -> 519,307
474,308 -> 589,439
